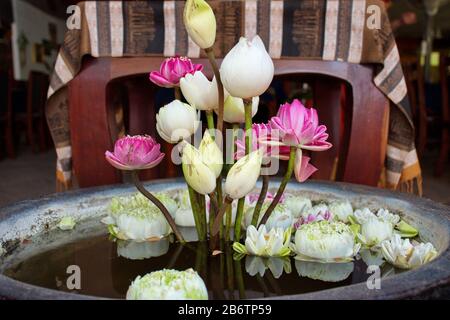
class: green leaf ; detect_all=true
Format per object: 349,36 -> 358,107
396,220 -> 418,238
232,242 -> 247,255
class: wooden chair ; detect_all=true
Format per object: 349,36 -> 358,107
68,57 -> 389,188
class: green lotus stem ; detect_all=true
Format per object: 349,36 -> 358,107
234,259 -> 246,299
234,101 -> 253,241
251,172 -> 269,226
259,146 -> 296,226
205,47 -> 224,136
225,124 -> 239,241
225,245 -> 235,299
205,110 -> 215,139
131,171 -> 185,243
211,196 -> 232,238
198,193 -> 207,239
188,185 -> 205,241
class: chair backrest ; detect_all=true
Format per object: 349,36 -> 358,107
69,57 -> 389,188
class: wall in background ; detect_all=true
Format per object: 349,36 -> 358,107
11,0 -> 66,80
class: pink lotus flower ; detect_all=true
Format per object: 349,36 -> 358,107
149,56 -> 203,88
270,99 -> 332,151
293,210 -> 333,229
105,135 -> 165,170
235,123 -> 290,160
247,191 -> 285,204
294,150 -> 318,182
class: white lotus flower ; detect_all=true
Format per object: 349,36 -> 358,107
292,221 -> 360,263
181,143 -> 216,195
220,35 -> 274,98
352,207 -> 377,224
381,234 -> 438,269
245,256 -> 291,279
283,194 -> 312,219
180,72 -> 228,111
233,225 -> 291,257
174,189 -> 196,227
199,130 -> 223,178
105,195 -> 172,241
117,239 -> 169,260
360,249 -> 385,267
328,200 -> 353,223
376,208 -> 400,225
220,96 -> 259,123
360,218 -> 394,247
244,202 -> 292,231
126,269 -> 208,300
295,261 -> 354,282
156,100 -> 199,143
304,203 -> 329,219
224,150 -> 262,199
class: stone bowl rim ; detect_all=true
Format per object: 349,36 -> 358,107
0,178 -> 449,300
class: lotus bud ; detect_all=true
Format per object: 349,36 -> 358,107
224,150 -> 262,199
199,130 -> 223,177
219,96 -> 259,123
156,100 -> 199,144
181,143 -> 216,195
360,218 -> 394,247
220,35 -> 274,98
183,0 -> 216,49
127,269 -> 208,300
180,72 -> 228,111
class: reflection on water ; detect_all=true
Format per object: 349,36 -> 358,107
3,229 -> 401,299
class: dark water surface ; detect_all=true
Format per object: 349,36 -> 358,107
2,229 -> 400,299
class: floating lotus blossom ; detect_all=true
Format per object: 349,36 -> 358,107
247,191 -> 284,205
236,123 -> 290,162
295,260 -> 354,282
181,143 -> 216,195
381,234 -> 437,269
173,189 -> 209,227
149,56 -> 202,88
294,149 -> 317,182
224,150 -> 262,199
292,221 -> 360,263
360,218 -> 394,248
117,239 -> 170,260
245,256 -> 291,279
233,225 -> 291,258
328,200 -> 353,223
126,269 -> 208,300
220,35 -> 274,98
105,135 -> 165,171
105,198 -> 171,242
180,71 -> 227,111
244,203 -> 292,230
183,0 -> 216,49
283,194 -> 312,219
156,100 -> 199,144
270,99 -> 332,151
221,96 -> 258,123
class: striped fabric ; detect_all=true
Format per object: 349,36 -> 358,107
46,0 -> 421,193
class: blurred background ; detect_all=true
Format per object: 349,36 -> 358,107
0,0 -> 449,206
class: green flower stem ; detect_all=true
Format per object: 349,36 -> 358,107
225,124 -> 239,241
208,191 -> 218,235
234,259 -> 246,299
205,110 -> 215,139
233,100 -> 253,241
205,47 -> 224,136
131,171 -> 185,243
251,171 -> 269,226
225,246 -> 235,299
211,196 -> 233,238
198,193 -> 207,239
188,185 -> 206,241
259,146 -> 296,226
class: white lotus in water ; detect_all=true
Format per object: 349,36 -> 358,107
295,260 -> 354,282
360,249 -> 385,267
173,190 -> 202,227
126,269 -> 208,300
245,256 -> 291,279
328,200 -> 353,223
292,221 -> 360,263
104,194 -> 172,241
117,239 -> 170,260
244,202 -> 293,231
381,234 -> 438,269
283,194 -> 312,219
360,218 -> 394,248
233,225 -> 291,258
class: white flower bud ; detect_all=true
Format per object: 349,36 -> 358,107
224,150 -> 262,199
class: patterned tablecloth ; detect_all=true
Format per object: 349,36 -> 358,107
46,0 -> 421,193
